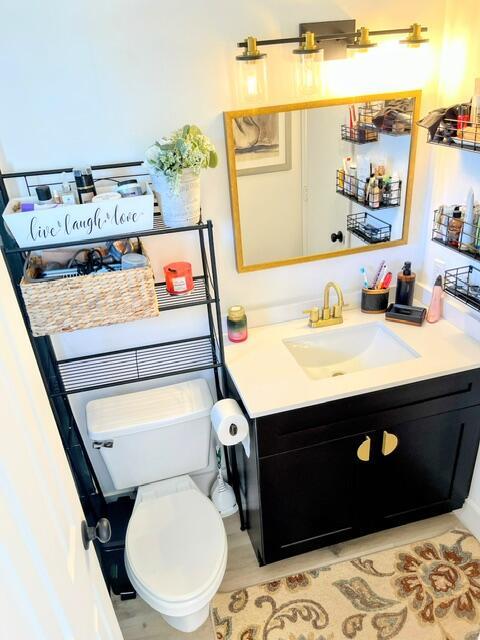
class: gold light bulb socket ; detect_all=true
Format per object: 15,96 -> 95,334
400,23 -> 429,47
236,36 -> 266,61
293,31 -> 319,55
347,27 -> 377,52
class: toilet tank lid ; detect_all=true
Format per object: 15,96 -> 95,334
86,379 -> 213,439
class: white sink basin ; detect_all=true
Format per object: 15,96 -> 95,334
284,322 -> 419,380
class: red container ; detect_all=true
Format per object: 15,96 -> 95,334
163,261 -> 194,295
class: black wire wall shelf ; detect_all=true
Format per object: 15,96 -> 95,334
347,212 -> 391,244
341,124 -> 378,145
431,208 -> 480,262
444,265 -> 480,313
427,119 -> 480,153
336,170 -> 402,211
358,101 -> 413,137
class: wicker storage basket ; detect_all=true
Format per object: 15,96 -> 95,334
21,246 -> 159,336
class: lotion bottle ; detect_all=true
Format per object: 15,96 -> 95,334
426,275 -> 443,323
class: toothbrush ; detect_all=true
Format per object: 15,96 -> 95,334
360,267 -> 369,289
372,260 -> 386,289
375,263 -> 388,289
380,271 -> 393,289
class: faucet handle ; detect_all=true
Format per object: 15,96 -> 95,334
303,306 -> 320,324
332,303 -> 343,318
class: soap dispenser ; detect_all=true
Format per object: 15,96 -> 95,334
395,261 -> 416,306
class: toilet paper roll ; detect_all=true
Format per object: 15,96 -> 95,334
211,398 -> 250,457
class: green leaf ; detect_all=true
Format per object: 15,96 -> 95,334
189,124 -> 202,137
182,124 -> 191,137
208,149 -> 218,168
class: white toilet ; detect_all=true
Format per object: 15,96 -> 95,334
86,379 -> 227,633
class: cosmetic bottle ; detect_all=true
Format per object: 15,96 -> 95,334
74,167 -> 97,204
227,306 -> 248,343
395,261 -> 416,306
356,156 -> 370,204
368,177 -> 381,209
59,172 -> 77,204
426,275 -> 443,324
447,206 -> 464,248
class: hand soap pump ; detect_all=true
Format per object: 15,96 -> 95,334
395,261 -> 416,306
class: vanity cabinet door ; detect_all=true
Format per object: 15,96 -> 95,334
259,431 -> 377,563
376,407 -> 480,527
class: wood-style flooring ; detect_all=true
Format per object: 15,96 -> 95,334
113,511 -> 461,639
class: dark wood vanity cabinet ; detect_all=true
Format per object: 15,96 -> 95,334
228,369 -> 480,565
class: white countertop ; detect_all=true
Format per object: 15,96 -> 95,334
225,307 -> 480,418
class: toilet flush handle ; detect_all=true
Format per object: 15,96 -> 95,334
81,518 -> 112,550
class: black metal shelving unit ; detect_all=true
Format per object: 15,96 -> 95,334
444,265 -> 480,312
427,118 -> 480,153
347,211 -> 391,244
0,160 -> 245,595
336,170 -> 402,211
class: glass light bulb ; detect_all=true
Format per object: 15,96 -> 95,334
295,50 -> 323,96
236,58 -> 268,105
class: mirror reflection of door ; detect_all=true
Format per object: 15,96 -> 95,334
225,91 -> 420,272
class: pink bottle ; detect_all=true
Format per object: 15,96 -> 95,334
426,275 -> 443,323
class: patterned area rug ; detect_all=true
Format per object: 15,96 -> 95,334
212,529 -> 480,640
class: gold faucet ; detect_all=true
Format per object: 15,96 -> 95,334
304,282 -> 345,328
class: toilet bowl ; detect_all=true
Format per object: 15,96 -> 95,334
125,475 -> 227,633
86,379 -> 226,632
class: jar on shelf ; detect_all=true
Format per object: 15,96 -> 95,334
227,305 -> 248,343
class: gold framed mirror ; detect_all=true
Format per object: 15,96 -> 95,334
224,90 -> 421,272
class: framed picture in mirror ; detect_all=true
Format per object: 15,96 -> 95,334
224,90 -> 421,272
233,112 -> 292,176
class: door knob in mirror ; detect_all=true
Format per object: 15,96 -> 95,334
331,231 -> 344,243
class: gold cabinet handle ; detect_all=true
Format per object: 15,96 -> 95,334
357,436 -> 371,462
382,431 -> 399,456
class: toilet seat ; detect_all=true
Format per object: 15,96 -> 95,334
125,476 -> 227,618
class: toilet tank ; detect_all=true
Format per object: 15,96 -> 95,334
86,379 -> 213,491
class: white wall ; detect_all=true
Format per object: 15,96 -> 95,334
0,0 -> 446,495
415,0 -> 480,536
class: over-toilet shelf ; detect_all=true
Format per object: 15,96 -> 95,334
0,159 -> 246,596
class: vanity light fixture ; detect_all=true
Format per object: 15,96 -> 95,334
293,31 -> 324,96
235,36 -> 268,103
235,20 -> 429,102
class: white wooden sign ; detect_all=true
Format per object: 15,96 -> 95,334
2,183 -> 154,248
